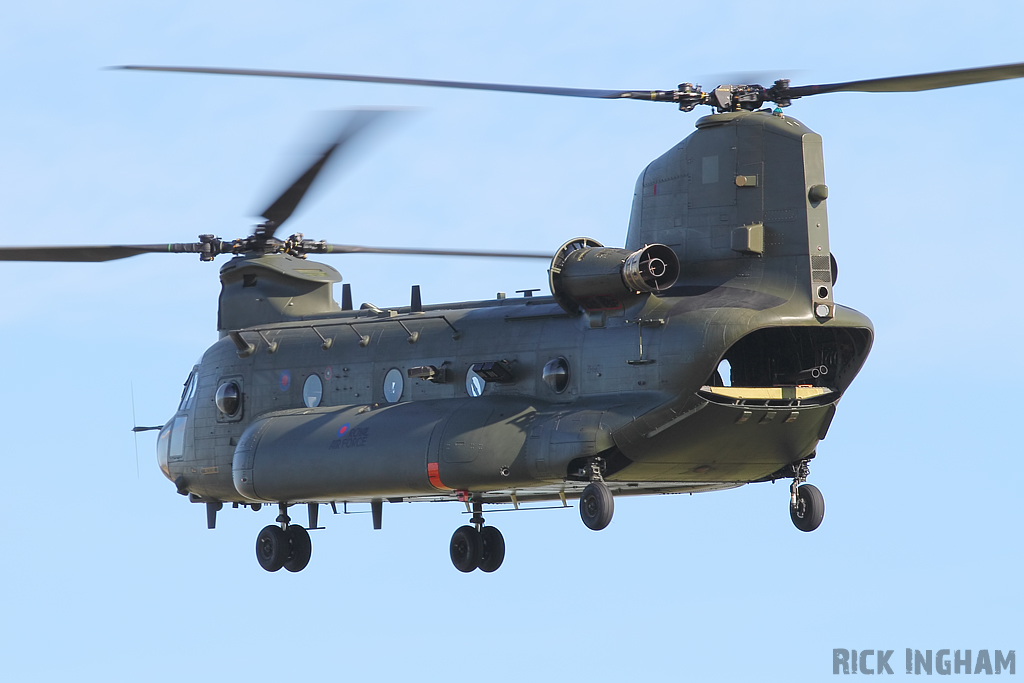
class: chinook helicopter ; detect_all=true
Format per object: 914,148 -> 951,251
4,62 -> 1023,575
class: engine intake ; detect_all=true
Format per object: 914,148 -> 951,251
549,238 -> 679,315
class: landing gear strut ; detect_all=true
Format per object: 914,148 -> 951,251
789,460 -> 825,532
449,499 -> 506,573
256,503 -> 314,572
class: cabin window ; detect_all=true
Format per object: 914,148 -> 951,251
542,357 -> 570,393
216,381 -> 241,417
168,415 -> 188,460
383,368 -> 404,403
303,374 -> 323,408
178,366 -> 199,410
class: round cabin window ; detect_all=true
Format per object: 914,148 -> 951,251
383,368 -> 404,403
215,381 -> 241,416
542,357 -> 570,393
303,374 -> 323,408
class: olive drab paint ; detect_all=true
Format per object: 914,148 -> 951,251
159,110 -> 872,520
44,59 -> 1024,572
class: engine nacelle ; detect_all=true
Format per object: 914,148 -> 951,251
548,238 -> 679,315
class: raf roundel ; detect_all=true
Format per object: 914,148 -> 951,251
337,424 -> 350,437
279,370 -> 291,391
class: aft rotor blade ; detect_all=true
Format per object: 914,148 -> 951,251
0,244 -> 203,262
314,243 -> 550,259
260,109 -> 392,237
786,61 -> 1024,98
118,65 -> 664,101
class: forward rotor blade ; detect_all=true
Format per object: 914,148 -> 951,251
786,61 -> 1024,98
118,65 -> 652,100
119,62 -> 1024,109
0,244 -> 202,262
314,243 -> 550,259
260,109 -> 393,237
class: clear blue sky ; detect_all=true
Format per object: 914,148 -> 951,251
1,2 -> 1021,680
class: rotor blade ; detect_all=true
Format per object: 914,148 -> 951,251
259,109 -> 393,238
786,61 -> 1024,98
117,65 -> 657,101
314,243 -> 550,259
0,244 -> 203,262
118,62 -> 1024,108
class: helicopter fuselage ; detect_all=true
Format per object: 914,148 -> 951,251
157,109 -> 874,511
158,280 -> 872,507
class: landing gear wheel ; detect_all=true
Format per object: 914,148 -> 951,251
450,525 -> 481,573
256,525 -> 288,572
283,525 -> 312,573
790,483 -> 825,532
580,481 -> 614,531
478,526 -> 506,573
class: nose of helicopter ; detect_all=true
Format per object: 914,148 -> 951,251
155,414 -> 188,482
156,419 -> 172,480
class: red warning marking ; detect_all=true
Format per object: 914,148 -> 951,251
427,462 -> 450,490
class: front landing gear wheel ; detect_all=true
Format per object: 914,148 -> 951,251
790,483 -> 825,532
478,526 -> 505,573
284,525 -> 312,573
450,525 -> 481,573
580,482 -> 614,531
256,525 -> 288,572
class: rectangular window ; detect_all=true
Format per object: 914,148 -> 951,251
169,415 -> 188,461
179,367 -> 199,410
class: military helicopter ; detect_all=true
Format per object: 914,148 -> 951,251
4,61 -> 1023,575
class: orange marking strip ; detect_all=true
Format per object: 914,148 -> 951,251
427,462 -> 451,490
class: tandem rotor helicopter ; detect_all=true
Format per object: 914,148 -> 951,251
4,61 -> 1023,574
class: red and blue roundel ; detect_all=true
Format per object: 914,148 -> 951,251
279,370 -> 291,391
337,423 -> 350,437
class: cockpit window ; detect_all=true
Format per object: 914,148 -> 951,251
179,366 -> 199,411
157,422 -> 173,476
169,415 -> 188,460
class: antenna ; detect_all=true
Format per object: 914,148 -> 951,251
410,285 -> 422,313
342,283 -> 353,311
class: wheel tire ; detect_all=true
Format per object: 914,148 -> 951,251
283,525 -> 312,573
256,525 -> 288,572
580,482 -> 614,531
478,526 -> 506,573
790,483 -> 825,532
449,525 -> 481,573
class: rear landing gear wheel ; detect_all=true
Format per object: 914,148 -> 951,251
580,481 -> 614,531
284,525 -> 312,573
478,526 -> 506,573
256,525 -> 288,572
450,525 -> 481,573
790,483 -> 825,532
